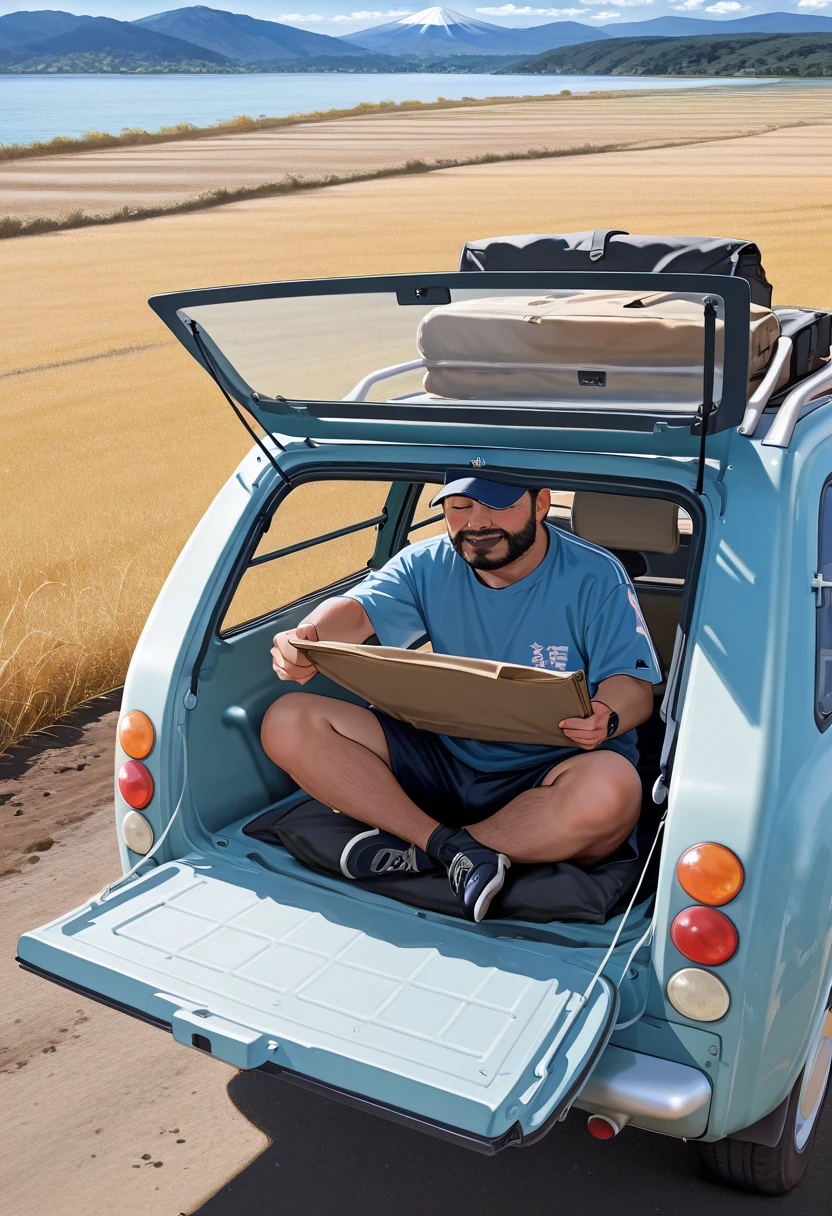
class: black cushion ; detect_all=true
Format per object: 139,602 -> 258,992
243,799 -> 645,924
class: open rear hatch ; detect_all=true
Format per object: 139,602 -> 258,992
18,855 -> 618,1147
147,271 -> 753,454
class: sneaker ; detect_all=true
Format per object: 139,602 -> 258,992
427,827 -> 510,923
340,828 -> 433,880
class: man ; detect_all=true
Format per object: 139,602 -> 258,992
262,473 -> 661,923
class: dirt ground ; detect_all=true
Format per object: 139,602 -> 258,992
0,698 -> 268,1215
2,81 -> 830,220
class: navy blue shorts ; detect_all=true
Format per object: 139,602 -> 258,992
371,710 -> 580,830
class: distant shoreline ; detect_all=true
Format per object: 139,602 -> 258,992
0,78 -> 788,164
0,89 -> 608,163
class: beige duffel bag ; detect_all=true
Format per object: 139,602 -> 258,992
417,291 -> 781,405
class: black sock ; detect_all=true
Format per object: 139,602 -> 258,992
426,825 -> 480,869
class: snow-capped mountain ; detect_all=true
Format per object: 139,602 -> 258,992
342,6 -> 608,57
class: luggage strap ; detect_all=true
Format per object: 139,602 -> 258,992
589,229 -> 629,262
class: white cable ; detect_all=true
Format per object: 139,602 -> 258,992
581,815 -> 667,1003
520,816 -> 668,1113
95,724 -> 189,903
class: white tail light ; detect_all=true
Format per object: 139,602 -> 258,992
667,967 -> 730,1022
121,810 -> 154,855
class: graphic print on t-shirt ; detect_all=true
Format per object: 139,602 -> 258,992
531,643 -> 570,671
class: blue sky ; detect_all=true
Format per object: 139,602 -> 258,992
2,0 -> 830,30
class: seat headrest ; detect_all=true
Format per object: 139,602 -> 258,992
571,492 -> 680,555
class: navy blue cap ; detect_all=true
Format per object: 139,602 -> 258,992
429,474 -> 529,510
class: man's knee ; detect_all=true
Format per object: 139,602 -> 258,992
261,692 -> 327,763
547,751 -> 639,801
545,752 -> 641,836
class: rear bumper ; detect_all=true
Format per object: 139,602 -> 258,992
573,1044 -> 712,1139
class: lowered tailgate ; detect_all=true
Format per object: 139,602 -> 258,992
18,856 -> 617,1145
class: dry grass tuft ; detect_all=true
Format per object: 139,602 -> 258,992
0,562 -> 146,753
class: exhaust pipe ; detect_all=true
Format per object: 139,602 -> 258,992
587,1113 -> 630,1140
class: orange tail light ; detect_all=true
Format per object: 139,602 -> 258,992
677,843 -> 744,907
119,710 -> 155,760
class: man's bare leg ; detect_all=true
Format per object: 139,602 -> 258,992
263,694 -> 640,867
470,750 -> 642,866
261,693 -> 440,849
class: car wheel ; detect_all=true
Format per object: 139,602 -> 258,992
699,1003 -> 832,1195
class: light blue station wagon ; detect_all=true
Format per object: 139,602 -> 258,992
17,266 -> 832,1195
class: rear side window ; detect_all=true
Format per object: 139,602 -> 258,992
817,481 -> 832,727
222,480 -> 390,633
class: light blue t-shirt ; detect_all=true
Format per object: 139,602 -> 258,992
345,523 -> 662,773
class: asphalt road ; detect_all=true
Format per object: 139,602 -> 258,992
3,700 -> 831,1215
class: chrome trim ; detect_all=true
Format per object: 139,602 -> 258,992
574,1045 -> 712,1136
762,359 -> 832,448
738,336 -> 793,437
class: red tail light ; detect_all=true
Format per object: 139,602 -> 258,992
118,760 -> 154,810
671,906 -> 738,966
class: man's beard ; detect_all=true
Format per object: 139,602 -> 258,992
450,507 -> 539,571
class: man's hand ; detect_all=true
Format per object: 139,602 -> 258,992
271,622 -> 320,684
269,597 -> 375,683
559,700 -> 613,751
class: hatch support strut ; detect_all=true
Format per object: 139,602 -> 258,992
189,320 -> 290,486
695,299 -> 718,497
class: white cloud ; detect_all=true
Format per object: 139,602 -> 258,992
797,0 -> 830,8
703,1 -> 748,10
476,5 -> 583,12
670,0 -> 704,8
277,9 -> 411,22
588,9 -> 622,15
575,0 -> 654,6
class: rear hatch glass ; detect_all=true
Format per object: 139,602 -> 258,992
150,271 -> 753,438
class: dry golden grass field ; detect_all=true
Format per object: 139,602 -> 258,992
1,82 -> 828,222
3,83 -> 832,753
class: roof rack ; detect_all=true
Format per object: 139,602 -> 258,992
738,340 -> 832,447
761,360 -> 832,448
737,337 -> 792,437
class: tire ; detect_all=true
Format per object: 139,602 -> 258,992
699,1004 -> 832,1195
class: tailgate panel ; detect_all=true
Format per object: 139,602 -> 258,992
18,858 -> 616,1139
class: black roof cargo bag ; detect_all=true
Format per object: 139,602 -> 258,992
772,306 -> 832,386
460,229 -> 773,307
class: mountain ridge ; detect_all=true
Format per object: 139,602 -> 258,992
507,32 -> 832,77
604,12 -> 832,37
135,5 -> 390,62
3,6 -> 832,73
0,14 -> 234,65
0,8 -> 88,51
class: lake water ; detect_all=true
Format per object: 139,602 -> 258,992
0,72 -> 772,145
